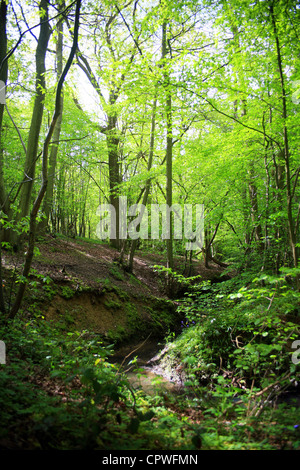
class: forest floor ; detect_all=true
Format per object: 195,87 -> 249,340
1,236 -> 300,451
2,234 -> 227,342
31,234 -> 226,293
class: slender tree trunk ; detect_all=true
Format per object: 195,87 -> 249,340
165,92 -> 173,270
248,164 -> 263,253
9,0 -> 81,318
270,3 -> 298,270
11,0 -> 50,247
0,3 -> 10,320
74,55 -> 123,250
162,22 -> 173,272
107,112 -> 121,250
0,0 -> 9,220
39,10 -> 64,234
128,96 -> 157,272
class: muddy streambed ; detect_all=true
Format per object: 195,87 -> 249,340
110,338 -> 184,396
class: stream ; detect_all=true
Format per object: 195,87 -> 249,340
110,338 -> 300,410
110,338 -> 183,396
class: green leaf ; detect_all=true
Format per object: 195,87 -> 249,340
128,417 -> 140,434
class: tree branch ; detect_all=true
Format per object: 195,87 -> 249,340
0,0 -> 78,74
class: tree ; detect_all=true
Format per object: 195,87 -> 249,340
1,0 -> 299,315
269,0 -> 298,270
13,0 -> 51,246
7,0 -> 82,317
162,20 -> 174,271
74,0 -> 144,250
0,1 -> 8,218
39,1 -> 65,234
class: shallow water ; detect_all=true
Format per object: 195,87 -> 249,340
110,339 -> 182,395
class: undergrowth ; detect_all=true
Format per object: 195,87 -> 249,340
166,268 -> 300,449
0,316 -> 203,450
0,268 -> 299,450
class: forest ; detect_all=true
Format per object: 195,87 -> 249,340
0,0 -> 300,452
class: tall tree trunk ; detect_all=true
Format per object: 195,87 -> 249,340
162,22 -> 173,272
0,0 -> 9,218
39,10 -> 64,234
107,112 -> 121,250
248,164 -> 263,253
13,0 -> 50,246
74,57 -> 123,250
9,0 -> 81,318
128,96 -> 157,272
270,3 -> 298,270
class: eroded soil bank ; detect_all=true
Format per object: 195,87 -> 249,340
2,235 -> 227,345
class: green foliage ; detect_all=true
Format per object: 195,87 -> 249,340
0,266 -> 299,450
104,298 -> 122,310
162,273 -> 300,448
109,264 -> 125,281
60,286 -> 75,299
175,273 -> 300,384
0,317 -> 206,450
0,213 -> 30,237
0,318 -> 127,448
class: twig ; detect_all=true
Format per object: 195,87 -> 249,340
5,104 -> 27,154
0,0 -> 78,74
117,333 -> 152,373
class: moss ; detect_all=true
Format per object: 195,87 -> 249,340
125,302 -> 140,330
101,278 -> 114,293
104,299 -> 122,310
113,286 -> 130,301
143,297 -> 177,334
60,286 -> 76,299
106,324 -> 127,343
128,273 -> 142,285
109,264 -> 125,281
64,311 -> 76,326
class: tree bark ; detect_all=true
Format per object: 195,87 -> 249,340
248,165 -> 263,253
128,96 -> 157,272
0,0 -> 9,216
39,8 -> 64,234
270,2 -> 298,270
162,22 -> 174,272
106,112 -> 121,250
